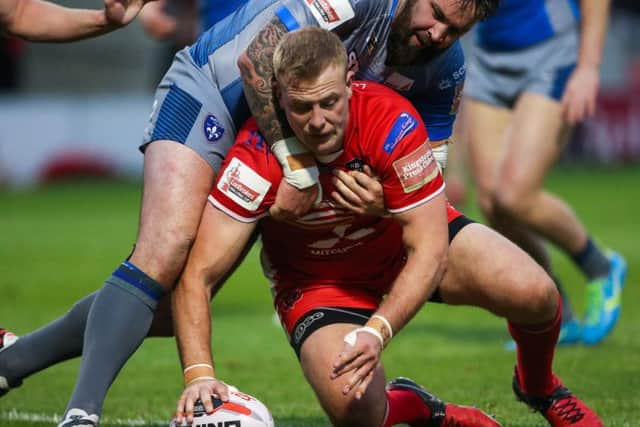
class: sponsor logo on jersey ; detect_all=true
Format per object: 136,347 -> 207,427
392,143 -> 439,193
305,0 -> 354,30
345,158 -> 365,172
383,112 -> 418,154
366,35 -> 379,56
438,64 -> 466,90
194,422 -> 240,427
307,224 -> 375,256
217,157 -> 271,211
204,114 -> 225,142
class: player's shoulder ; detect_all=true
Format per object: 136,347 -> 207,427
227,118 -> 279,179
351,81 -> 420,120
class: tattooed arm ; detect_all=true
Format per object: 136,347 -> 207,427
237,17 -> 319,220
237,18 -> 291,143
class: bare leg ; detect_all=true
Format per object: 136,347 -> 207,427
64,141 -> 215,417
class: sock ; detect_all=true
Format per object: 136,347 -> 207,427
572,238 -> 610,281
0,293 -> 95,387
551,275 -> 575,322
382,388 -> 432,427
64,261 -> 166,416
508,295 -> 561,396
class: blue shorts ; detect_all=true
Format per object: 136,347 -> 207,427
140,48 -> 239,173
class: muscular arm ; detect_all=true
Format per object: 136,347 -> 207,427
237,17 -> 292,143
237,18 -> 319,214
332,191 -> 449,397
577,0 -> 610,71
0,0 -> 152,42
562,0 -> 611,124
173,203 -> 256,374
375,192 -> 448,335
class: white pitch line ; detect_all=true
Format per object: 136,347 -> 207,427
0,409 -> 168,426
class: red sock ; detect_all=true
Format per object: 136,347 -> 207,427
508,295 -> 562,396
383,388 -> 432,427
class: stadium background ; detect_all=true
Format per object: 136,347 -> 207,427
0,1 -> 639,425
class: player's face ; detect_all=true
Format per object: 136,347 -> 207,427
388,0 -> 477,65
278,65 -> 352,157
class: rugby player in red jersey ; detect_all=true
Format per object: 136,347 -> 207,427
172,28 -> 603,427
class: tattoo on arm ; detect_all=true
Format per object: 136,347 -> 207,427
238,17 -> 293,144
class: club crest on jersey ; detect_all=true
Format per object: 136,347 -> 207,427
304,0 -> 354,30
204,114 -> 225,142
383,113 -> 418,154
345,158 -> 365,172
217,157 -> 271,211
392,143 -> 439,193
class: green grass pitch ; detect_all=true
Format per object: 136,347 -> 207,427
0,166 -> 638,426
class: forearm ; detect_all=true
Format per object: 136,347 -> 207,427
577,0 -> 611,68
173,272 -> 215,375
375,245 -> 447,337
237,17 -> 292,144
7,0 -> 114,42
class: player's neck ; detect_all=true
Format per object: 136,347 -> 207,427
315,149 -> 344,164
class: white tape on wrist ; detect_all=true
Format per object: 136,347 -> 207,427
431,143 -> 449,171
371,314 -> 393,340
343,326 -> 384,347
271,137 -> 319,189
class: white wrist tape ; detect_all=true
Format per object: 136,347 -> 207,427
271,137 -> 319,189
343,326 -> 384,348
371,315 -> 393,340
431,142 -> 449,171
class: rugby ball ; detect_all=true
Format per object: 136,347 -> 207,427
171,389 -> 274,427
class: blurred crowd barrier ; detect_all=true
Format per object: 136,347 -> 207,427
0,6 -> 638,189
0,94 -> 149,187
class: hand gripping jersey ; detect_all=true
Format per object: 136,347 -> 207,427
210,82 -> 445,294
189,0 -> 465,140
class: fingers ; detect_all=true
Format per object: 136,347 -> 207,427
355,368 -> 376,400
338,355 -> 378,398
331,348 -> 364,379
331,168 -> 384,215
175,380 -> 230,425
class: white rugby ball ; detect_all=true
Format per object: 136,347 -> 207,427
171,389 -> 274,427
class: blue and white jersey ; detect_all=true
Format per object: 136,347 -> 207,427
189,0 -> 464,142
476,0 -> 580,51
198,0 -> 247,33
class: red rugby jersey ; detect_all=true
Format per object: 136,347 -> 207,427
210,82 -> 445,293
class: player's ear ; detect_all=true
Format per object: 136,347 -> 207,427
346,70 -> 355,98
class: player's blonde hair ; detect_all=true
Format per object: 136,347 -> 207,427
273,27 -> 348,85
